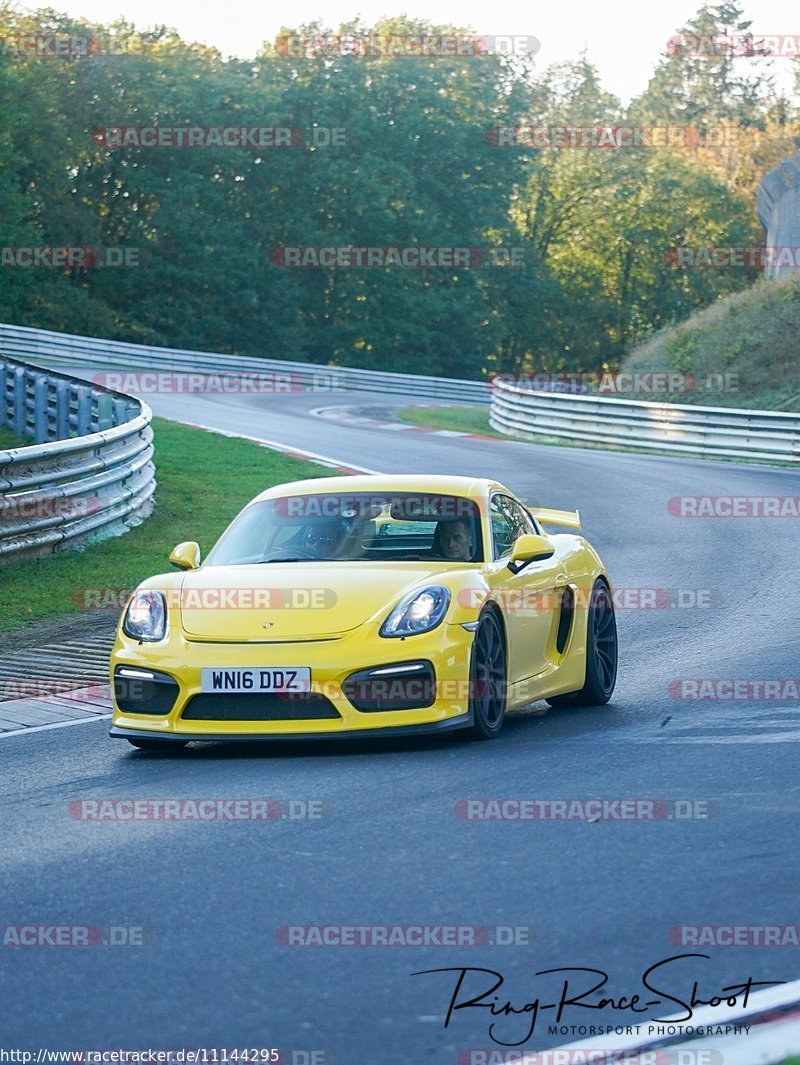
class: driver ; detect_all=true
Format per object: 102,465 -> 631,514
302,519 -> 348,559
431,518 -> 475,561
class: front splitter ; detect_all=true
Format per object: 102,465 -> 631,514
110,712 -> 473,744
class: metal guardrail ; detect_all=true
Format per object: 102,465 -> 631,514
489,379 -> 800,463
0,323 -> 490,404
0,356 -> 155,564
2,322 -> 797,470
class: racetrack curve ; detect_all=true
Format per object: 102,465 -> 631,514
2,373 -> 799,1060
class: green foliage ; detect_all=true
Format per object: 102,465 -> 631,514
0,3 -> 796,380
625,274 -> 800,409
631,1 -> 772,132
663,328 -> 704,372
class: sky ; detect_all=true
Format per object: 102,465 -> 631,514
30,0 -> 800,103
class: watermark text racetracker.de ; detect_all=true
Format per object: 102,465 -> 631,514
457,1050 -> 725,1063
3,925 -> 146,947
666,245 -> 800,269
668,32 -> 800,57
0,677 -> 105,702
73,586 -> 338,610
1,493 -> 101,522
1,246 -> 138,268
454,799 -> 716,821
92,126 -> 346,148
487,125 -> 695,148
275,924 -> 535,946
273,33 -> 540,57
487,124 -> 752,149
489,371 -> 738,396
670,924 -> 800,946
271,245 -> 524,268
668,678 -> 800,701
90,371 -> 347,395
457,587 -> 722,614
0,33 -> 97,56
668,496 -> 800,517
67,798 -> 330,821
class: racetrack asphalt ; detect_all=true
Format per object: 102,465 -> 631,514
2,374 -> 799,1060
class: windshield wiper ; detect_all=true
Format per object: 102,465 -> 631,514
255,557 -> 337,564
255,557 -> 304,564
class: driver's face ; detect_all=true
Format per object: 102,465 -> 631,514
303,524 -> 341,556
439,521 -> 472,560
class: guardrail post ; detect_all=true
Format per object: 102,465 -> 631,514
12,366 -> 26,436
0,362 -> 8,429
33,375 -> 49,442
56,380 -> 70,438
96,393 -> 113,430
67,384 -> 79,435
76,386 -> 92,436
112,398 -> 129,426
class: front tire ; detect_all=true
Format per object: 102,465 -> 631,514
468,610 -> 507,739
127,738 -> 188,752
546,578 -> 617,708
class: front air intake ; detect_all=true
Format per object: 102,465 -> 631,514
113,667 -> 180,716
343,661 -> 436,712
182,692 -> 341,721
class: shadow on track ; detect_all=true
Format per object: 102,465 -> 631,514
115,699 -> 629,763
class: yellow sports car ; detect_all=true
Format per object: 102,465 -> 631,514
109,474 -> 617,749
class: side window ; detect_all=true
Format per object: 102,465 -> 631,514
490,495 -> 534,559
490,495 -> 516,559
505,497 -> 536,540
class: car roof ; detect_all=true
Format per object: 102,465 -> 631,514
252,474 -> 510,503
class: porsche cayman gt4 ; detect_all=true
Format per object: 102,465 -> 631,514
109,474 -> 617,749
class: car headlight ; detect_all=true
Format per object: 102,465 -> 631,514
123,590 -> 168,642
380,586 -> 451,638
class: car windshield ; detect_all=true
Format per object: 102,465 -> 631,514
205,492 -> 484,565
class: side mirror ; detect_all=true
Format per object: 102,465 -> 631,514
169,541 -> 201,571
508,533 -> 555,570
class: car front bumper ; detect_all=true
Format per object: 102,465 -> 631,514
110,621 -> 475,738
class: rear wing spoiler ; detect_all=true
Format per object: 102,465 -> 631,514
528,507 -> 581,530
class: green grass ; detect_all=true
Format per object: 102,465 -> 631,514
0,425 -> 30,449
397,404 -> 646,452
396,405 -> 504,436
624,273 -> 800,411
0,417 -> 332,632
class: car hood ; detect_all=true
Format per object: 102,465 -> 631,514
176,562 -> 462,642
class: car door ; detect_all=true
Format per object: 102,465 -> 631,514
485,493 -> 567,685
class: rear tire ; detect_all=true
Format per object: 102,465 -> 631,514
127,738 -> 188,752
468,610 -> 507,739
546,578 -> 617,708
